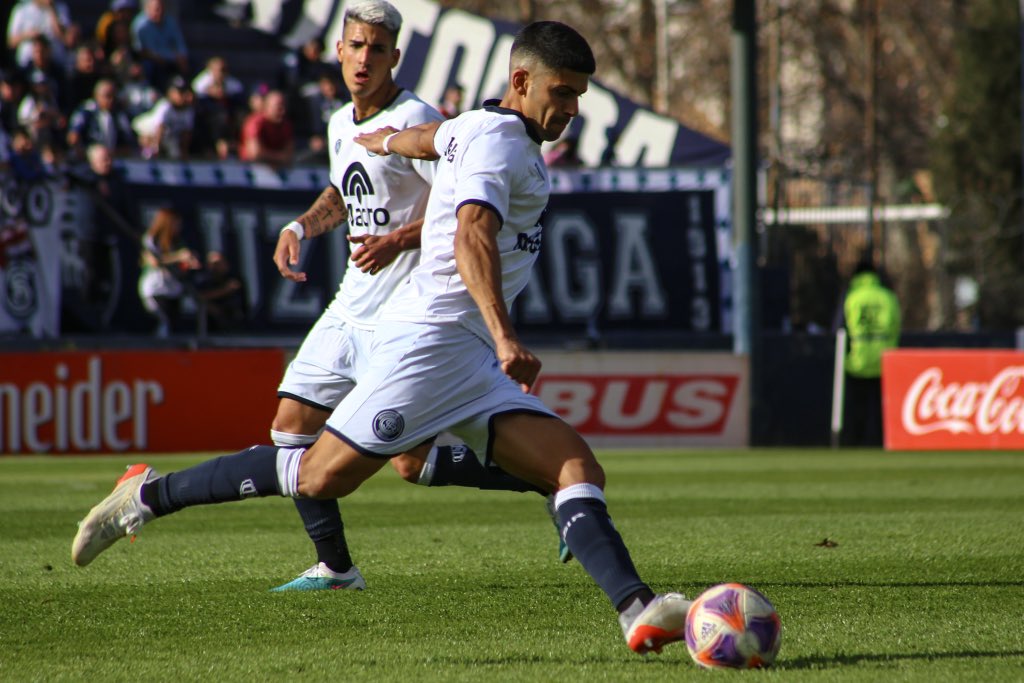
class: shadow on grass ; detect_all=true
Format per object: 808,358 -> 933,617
726,580 -> 1024,589
426,654 -> 688,668
779,650 -> 1024,670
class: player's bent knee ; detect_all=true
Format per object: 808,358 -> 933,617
564,455 -> 605,490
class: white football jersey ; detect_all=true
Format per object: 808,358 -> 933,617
325,89 -> 444,329
381,101 -> 549,347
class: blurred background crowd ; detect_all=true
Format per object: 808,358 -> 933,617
0,0 -> 359,178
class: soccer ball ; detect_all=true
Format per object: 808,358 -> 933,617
684,583 -> 782,669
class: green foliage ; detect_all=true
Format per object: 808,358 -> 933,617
932,0 -> 1024,327
2,450 -> 1023,682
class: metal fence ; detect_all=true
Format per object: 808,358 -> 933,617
759,172 -> 1021,332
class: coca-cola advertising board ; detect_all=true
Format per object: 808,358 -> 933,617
882,349 -> 1024,450
0,350 -> 283,454
533,351 -> 749,447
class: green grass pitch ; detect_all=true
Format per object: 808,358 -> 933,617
2,449 -> 1023,682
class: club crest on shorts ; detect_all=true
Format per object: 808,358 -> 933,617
372,409 -> 405,441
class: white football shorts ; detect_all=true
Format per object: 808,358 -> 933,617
276,308 -> 374,411
324,320 -> 559,458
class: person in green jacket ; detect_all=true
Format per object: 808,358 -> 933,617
841,258 -> 901,446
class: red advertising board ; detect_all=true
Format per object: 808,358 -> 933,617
882,349 -> 1024,450
533,351 -> 749,447
0,350 -> 284,454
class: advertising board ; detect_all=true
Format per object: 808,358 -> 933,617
882,349 -> 1024,450
0,349 -> 283,454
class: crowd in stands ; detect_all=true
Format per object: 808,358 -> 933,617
1,0 -> 355,181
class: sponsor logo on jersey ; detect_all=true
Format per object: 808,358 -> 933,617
342,162 -> 374,204
514,227 -> 542,254
372,409 -> 405,441
444,138 -> 457,162
342,162 -> 391,227
334,139 -> 342,155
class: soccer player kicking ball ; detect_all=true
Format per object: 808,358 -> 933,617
269,0 -> 567,591
72,20 -> 690,655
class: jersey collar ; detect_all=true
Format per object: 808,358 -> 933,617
352,88 -> 404,125
481,99 -> 544,145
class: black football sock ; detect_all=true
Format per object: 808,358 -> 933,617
140,445 -> 283,517
293,498 -> 353,572
555,483 -> 650,608
270,430 -> 354,572
424,445 -> 545,494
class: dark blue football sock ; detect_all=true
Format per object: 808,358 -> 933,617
426,445 -> 544,494
140,445 -> 284,517
293,498 -> 353,572
271,431 -> 354,572
556,483 -> 650,608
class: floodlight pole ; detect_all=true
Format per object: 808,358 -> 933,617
732,0 -> 761,445
1019,0 -> 1024,260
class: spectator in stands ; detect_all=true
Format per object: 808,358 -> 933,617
67,78 -> 136,158
132,74 -> 194,159
437,82 -> 463,119
544,134 -> 582,168
81,142 -> 125,203
0,70 -> 28,134
23,35 -> 65,110
95,0 -> 138,57
115,58 -> 159,118
17,68 -> 65,163
65,43 -> 106,115
7,0 -> 72,71
195,250 -> 245,332
278,37 -> 337,127
138,206 -> 199,337
192,77 -> 243,160
102,17 -> 135,68
297,73 -> 345,162
191,55 -> 245,100
239,88 -> 293,168
279,38 -> 336,97
131,0 -> 188,90
7,125 -> 51,182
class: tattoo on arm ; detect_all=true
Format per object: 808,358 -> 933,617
297,186 -> 348,238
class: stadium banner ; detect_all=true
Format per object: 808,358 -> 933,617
534,351 -> 749,447
108,162 -> 730,338
0,179 -> 70,338
882,349 -> 1024,450
219,0 -> 731,167
0,349 -> 283,454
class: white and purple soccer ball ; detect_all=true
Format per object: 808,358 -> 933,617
685,582 -> 782,669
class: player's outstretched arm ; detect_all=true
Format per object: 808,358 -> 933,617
272,185 -> 349,282
354,121 -> 443,160
453,203 -> 541,393
348,218 -> 423,274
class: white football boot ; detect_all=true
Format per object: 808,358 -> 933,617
72,463 -> 158,567
621,592 -> 693,654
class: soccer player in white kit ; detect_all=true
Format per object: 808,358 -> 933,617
268,1 -> 559,591
72,20 -> 691,655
